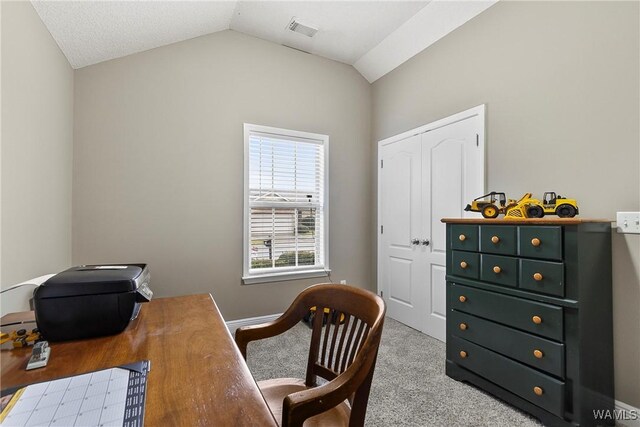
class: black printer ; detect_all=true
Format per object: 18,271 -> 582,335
33,264 -> 152,342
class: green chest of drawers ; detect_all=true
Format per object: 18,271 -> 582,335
443,219 -> 614,427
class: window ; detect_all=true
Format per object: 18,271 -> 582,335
243,124 -> 329,284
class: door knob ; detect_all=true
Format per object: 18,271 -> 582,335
421,239 -> 430,246
411,238 -> 420,245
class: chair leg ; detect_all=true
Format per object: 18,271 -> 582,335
348,355 -> 377,427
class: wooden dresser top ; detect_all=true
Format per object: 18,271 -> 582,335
441,218 -> 611,225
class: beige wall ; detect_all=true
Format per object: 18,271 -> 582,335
372,1 -> 639,407
73,30 -> 372,321
0,1 -> 73,312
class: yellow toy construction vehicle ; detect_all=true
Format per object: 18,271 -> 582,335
303,306 -> 345,328
465,192 -> 517,218
539,192 -> 579,218
0,328 -> 41,348
504,193 -> 537,218
504,192 -> 579,219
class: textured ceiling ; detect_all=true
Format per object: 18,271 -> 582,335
230,1 -> 428,65
31,0 -> 496,82
31,1 -> 238,69
31,0 -> 427,70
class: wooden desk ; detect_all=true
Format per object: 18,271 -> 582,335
1,294 -> 278,426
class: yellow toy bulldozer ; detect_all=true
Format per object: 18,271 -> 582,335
505,191 -> 579,219
503,193 -> 537,218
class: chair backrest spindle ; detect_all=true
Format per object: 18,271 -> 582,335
305,289 -> 381,390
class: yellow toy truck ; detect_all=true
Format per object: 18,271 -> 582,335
504,191 -> 579,218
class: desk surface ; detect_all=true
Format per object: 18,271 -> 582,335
1,294 -> 278,426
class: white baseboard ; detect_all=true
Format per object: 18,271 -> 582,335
614,400 -> 640,427
226,313 -> 282,335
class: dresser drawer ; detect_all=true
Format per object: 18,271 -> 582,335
450,284 -> 564,341
451,224 -> 478,251
449,311 -> 565,378
448,336 -> 565,417
518,226 -> 563,261
519,259 -> 565,297
480,254 -> 518,287
451,251 -> 479,279
480,225 -> 517,255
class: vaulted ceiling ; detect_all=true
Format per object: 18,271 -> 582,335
31,0 -> 496,82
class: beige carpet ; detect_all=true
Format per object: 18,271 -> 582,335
245,317 -> 542,427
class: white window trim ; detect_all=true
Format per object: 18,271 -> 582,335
242,123 -> 330,285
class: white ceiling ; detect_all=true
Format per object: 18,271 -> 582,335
31,0 -> 496,83
230,1 -> 427,65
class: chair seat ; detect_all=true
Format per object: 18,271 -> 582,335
258,378 -> 350,427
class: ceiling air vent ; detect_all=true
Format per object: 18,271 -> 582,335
287,18 -> 318,38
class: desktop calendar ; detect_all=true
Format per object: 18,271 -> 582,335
0,361 -> 149,427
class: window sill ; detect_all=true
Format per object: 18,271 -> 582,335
242,269 -> 331,285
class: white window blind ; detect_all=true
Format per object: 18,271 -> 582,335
243,124 -> 328,283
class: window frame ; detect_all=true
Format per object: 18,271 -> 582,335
242,123 -> 330,285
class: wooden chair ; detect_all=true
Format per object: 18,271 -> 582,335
235,284 -> 386,427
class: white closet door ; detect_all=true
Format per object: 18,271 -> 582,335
377,105 -> 485,341
378,135 -> 425,331
421,115 -> 484,341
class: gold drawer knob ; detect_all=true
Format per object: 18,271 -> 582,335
460,261 -> 468,269
491,236 -> 500,244
459,323 -> 468,331
532,315 -> 543,324
459,295 -> 467,303
533,349 -> 544,359
459,350 -> 467,358
531,237 -> 541,247
533,386 -> 544,396
493,266 -> 502,274
459,234 -> 467,241
533,272 -> 543,281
